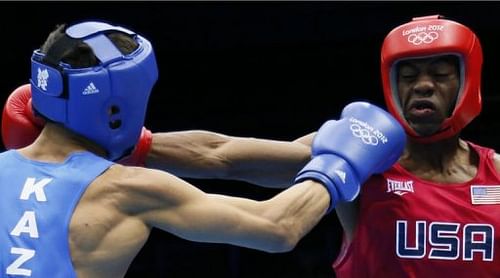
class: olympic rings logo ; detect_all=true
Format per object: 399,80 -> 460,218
407,31 -> 439,45
350,124 -> 379,146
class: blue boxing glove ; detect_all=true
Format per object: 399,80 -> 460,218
295,102 -> 406,213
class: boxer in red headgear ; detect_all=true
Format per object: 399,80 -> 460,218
333,15 -> 500,277
381,15 -> 482,142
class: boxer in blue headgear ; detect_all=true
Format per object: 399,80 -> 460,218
0,18 -> 407,277
30,21 -> 158,160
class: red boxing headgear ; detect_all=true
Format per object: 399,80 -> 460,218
381,15 -> 483,143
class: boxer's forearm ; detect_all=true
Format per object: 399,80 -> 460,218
145,130 -> 311,188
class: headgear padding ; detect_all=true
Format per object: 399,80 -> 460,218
31,21 -> 158,160
381,15 -> 482,143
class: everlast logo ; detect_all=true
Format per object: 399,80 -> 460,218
386,178 -> 414,196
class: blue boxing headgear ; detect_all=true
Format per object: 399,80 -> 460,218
30,21 -> 158,160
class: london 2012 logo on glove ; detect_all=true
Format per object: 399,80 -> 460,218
348,117 -> 388,146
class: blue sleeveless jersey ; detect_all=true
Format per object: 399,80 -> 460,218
0,150 -> 113,277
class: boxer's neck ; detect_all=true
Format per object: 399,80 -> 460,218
18,122 -> 107,163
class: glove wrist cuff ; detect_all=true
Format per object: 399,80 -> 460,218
295,171 -> 339,214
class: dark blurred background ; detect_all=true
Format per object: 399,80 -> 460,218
2,2 -> 500,277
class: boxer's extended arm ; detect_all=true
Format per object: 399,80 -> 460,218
126,102 -> 405,251
146,131 -> 311,188
119,165 -> 329,253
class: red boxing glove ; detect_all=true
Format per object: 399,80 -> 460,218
2,84 -> 46,149
117,127 -> 153,166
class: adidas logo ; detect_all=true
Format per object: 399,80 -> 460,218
82,82 -> 100,95
335,170 -> 346,184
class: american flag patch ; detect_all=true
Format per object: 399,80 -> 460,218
471,185 -> 500,205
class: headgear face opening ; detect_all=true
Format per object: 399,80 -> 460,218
30,21 -> 159,160
381,15 -> 483,143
